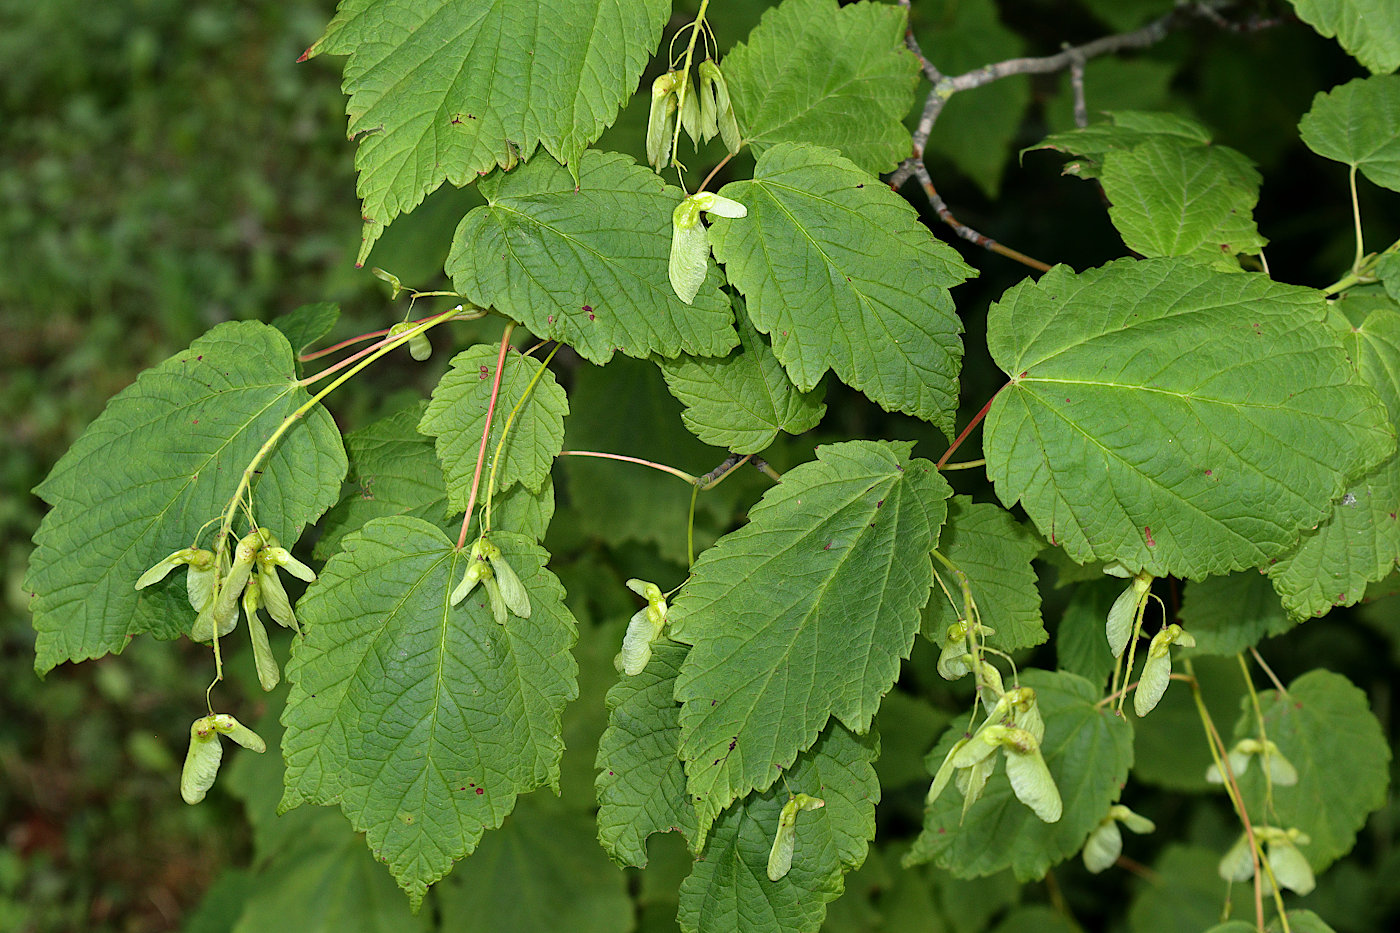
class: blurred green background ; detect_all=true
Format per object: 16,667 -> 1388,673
4,1 -> 1399,932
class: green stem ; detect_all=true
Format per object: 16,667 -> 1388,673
219,307 -> 459,543
483,343 -> 560,534
1184,659 -> 1267,931
669,0 -> 710,180
1350,164 -> 1365,275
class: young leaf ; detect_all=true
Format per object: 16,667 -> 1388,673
676,723 -> 879,933
27,321 -> 346,673
1099,137 -> 1267,268
272,301 -> 340,357
1028,110 -> 1216,179
446,150 -> 738,364
721,0 -> 918,173
1299,75 -> 1400,191
280,516 -> 579,907
710,142 -> 976,439
1287,1 -> 1400,76
923,497 -> 1045,653
984,257 -> 1392,578
306,0 -> 673,263
670,441 -> 950,844
595,642 -> 696,867
659,308 -> 826,455
905,670 -> 1134,880
1233,670 -> 1390,871
419,344 -> 568,512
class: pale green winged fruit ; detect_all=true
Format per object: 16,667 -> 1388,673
1133,624 -> 1196,717
450,536 -> 494,606
668,191 -> 747,304
179,713 -> 265,804
697,58 -> 740,153
1082,804 -> 1156,873
210,713 -> 266,752
1218,826 -> 1314,895
696,61 -> 720,141
1205,737 -> 1299,786
678,74 -> 702,146
766,793 -> 825,881
926,697 -> 1061,825
387,320 -> 432,361
190,529 -> 267,643
136,546 -> 216,613
617,578 -> 668,675
254,559 -> 298,632
1265,830 -> 1316,895
181,716 -> 224,805
646,71 -> 680,171
241,578 -> 280,692
450,535 -> 531,623
1106,570 -> 1153,658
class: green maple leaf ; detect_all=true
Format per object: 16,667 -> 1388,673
280,516 -> 579,906
923,497 -> 1045,653
307,0 -> 672,263
447,150 -> 737,364
984,257 -> 1393,578
670,440 -> 950,844
1234,670 -> 1391,872
1100,137 -> 1268,268
1299,75 -> 1400,192
418,345 -> 568,510
1178,572 -> 1294,657
595,641 -> 696,867
721,0 -> 919,173
315,402 -> 554,561
26,321 -> 346,674
676,723 -> 879,933
1287,0 -> 1400,74
659,308 -> 826,455
904,670 -> 1133,880
436,799 -> 632,933
710,142 -> 976,439
1269,299 -> 1400,616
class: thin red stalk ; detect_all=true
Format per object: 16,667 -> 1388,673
937,386 -> 1004,469
698,150 -> 736,193
457,328 -> 513,548
300,328 -> 389,362
300,336 -> 386,386
558,450 -> 697,485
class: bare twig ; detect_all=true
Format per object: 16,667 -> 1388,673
890,2 -> 1274,269
910,160 -> 1053,272
1069,51 -> 1089,129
